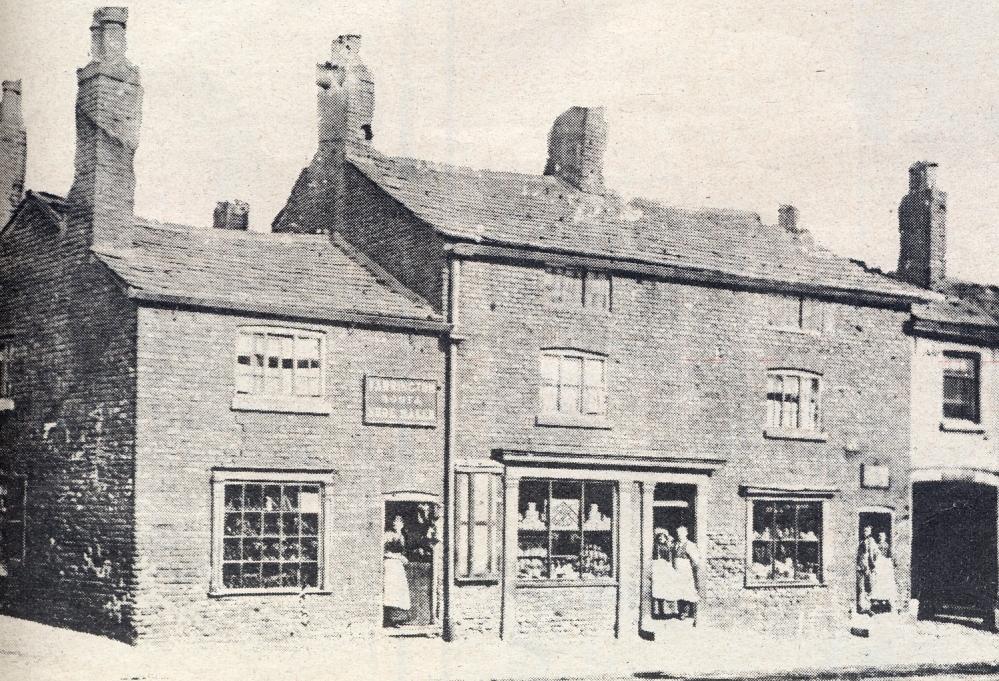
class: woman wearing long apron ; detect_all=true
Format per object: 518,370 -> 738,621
870,531 -> 898,613
383,515 -> 412,627
651,528 -> 678,617
674,526 -> 700,620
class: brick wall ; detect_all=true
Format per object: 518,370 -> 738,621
449,258 -> 912,637
0,200 -> 138,640
131,306 -> 445,642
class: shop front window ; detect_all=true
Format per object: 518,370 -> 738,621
517,478 -> 614,582
749,499 -> 823,586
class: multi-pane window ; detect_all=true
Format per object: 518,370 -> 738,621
220,482 -> 322,591
766,295 -> 826,333
540,351 -> 607,416
0,474 -> 26,570
517,479 -> 615,581
235,329 -> 323,398
942,352 -> 980,423
766,370 -> 821,432
454,470 -> 502,581
749,499 -> 823,585
544,267 -> 612,311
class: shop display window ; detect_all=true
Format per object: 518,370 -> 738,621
517,478 -> 614,582
749,499 -> 823,586
220,482 -> 322,591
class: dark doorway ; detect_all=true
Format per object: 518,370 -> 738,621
650,483 -> 697,622
383,499 -> 439,630
912,481 -> 997,625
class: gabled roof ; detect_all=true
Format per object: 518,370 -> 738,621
19,193 -> 445,331
348,149 -> 929,303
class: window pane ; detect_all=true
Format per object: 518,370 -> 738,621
582,358 -> 604,387
561,357 -> 582,386
782,376 -> 800,429
540,355 -> 559,385
805,378 -> 820,430
767,374 -> 782,429
540,385 -> 559,413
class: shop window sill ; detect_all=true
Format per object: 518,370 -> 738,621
517,578 -> 618,588
455,576 -> 500,586
939,419 -> 985,434
209,588 -> 332,598
231,394 -> 331,415
535,413 -> 612,430
744,580 -> 826,590
0,397 -> 13,411
764,429 -> 828,442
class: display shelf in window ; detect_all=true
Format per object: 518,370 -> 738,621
748,499 -> 823,587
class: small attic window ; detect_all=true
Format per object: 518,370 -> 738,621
543,267 -> 612,311
361,124 -> 373,141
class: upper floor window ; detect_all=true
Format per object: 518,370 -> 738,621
544,267 -> 612,311
766,295 -> 826,333
540,350 -> 607,418
766,370 -> 822,436
942,352 -> 980,423
235,328 -> 323,398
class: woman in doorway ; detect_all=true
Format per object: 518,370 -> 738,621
673,526 -> 700,620
870,530 -> 898,613
383,515 -> 412,627
651,528 -> 678,618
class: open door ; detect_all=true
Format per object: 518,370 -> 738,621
382,495 -> 441,633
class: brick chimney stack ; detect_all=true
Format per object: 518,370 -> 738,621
778,204 -> 801,233
316,34 -> 374,148
66,7 -> 142,251
898,161 -> 947,289
544,106 -> 607,194
214,200 -> 249,230
0,79 -> 26,227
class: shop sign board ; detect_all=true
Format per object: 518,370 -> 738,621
861,464 -> 890,489
363,375 -> 438,427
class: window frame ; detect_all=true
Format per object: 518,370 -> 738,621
764,369 -> 827,441
515,477 -> 617,585
543,266 -> 613,312
536,349 -> 610,429
454,469 -> 503,584
231,326 -> 330,415
765,295 -> 827,334
210,469 -> 334,597
743,493 -> 829,589
941,351 -> 981,425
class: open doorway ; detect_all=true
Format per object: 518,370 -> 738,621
857,510 -> 895,614
382,496 -> 440,631
650,483 -> 698,622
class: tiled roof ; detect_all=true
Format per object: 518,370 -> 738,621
912,279 -> 999,330
29,193 -> 442,328
349,150 -> 929,301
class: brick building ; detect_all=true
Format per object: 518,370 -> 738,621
273,33 -> 932,639
0,9 -> 447,642
894,162 -> 999,631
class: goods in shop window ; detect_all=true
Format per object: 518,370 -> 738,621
583,503 -> 610,531
550,497 -> 579,529
581,542 -> 611,577
519,502 -> 545,530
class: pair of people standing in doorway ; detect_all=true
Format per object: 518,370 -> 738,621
651,525 -> 700,620
857,525 -> 898,614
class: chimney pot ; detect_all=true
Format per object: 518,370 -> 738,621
90,7 -> 129,63
778,204 -> 800,233
214,200 -> 250,230
544,106 -> 607,194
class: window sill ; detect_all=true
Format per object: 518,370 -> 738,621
455,576 -> 501,586
517,578 -> 618,588
209,588 -> 332,598
231,394 -> 331,415
939,420 -> 985,434
764,429 -> 828,442
0,397 -> 13,411
535,413 -> 612,430
744,580 -> 826,590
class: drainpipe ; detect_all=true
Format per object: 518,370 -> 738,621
441,253 -> 461,641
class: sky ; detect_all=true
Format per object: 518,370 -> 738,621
1,0 -> 997,283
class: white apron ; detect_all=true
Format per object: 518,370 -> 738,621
674,540 -> 700,603
383,554 -> 411,610
870,554 -> 897,604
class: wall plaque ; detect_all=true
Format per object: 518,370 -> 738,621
363,375 -> 438,427
861,464 -> 890,490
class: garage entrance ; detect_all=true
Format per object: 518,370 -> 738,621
912,481 -> 997,626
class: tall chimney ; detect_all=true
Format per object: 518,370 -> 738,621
316,34 -> 374,148
898,161 -> 946,289
0,79 -> 26,227
66,7 -> 142,251
543,106 -> 607,194
214,200 -> 249,230
778,204 -> 801,233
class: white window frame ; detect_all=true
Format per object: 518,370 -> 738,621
536,349 -> 610,429
742,490 -> 832,589
764,369 -> 827,441
210,469 -> 336,596
454,469 -> 503,583
231,326 -> 330,415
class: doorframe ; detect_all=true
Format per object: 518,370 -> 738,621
381,490 -> 443,637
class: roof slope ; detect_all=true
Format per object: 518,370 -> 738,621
911,278 -> 999,331
349,150 -> 927,301
30,193 -> 441,327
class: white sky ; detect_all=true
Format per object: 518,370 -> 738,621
2,0 -> 998,283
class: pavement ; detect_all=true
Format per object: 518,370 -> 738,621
1,614 -> 997,681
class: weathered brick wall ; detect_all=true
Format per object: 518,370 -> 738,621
516,585 -> 617,637
132,306 -> 445,642
0,201 -> 138,640
450,258 -> 912,637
